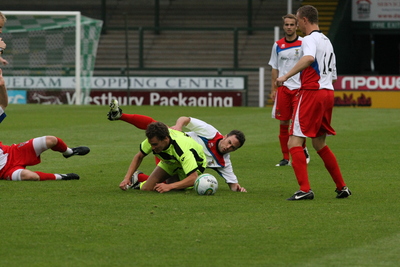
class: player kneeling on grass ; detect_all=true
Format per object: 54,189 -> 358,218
109,99 -> 247,192
0,136 -> 90,181
119,121 -> 207,193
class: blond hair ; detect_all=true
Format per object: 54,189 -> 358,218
282,14 -> 297,24
0,12 -> 7,23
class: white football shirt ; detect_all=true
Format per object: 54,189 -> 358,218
300,31 -> 337,90
185,117 -> 239,184
268,36 -> 303,90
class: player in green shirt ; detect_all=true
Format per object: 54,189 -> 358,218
119,121 -> 207,193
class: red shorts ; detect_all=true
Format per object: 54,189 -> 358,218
0,139 -> 41,180
272,86 -> 299,121
290,89 -> 336,138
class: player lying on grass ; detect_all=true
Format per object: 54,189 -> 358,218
118,121 -> 207,193
108,100 -> 247,192
0,136 -> 90,181
0,66 -> 90,181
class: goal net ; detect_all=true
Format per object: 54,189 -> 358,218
2,11 -> 103,104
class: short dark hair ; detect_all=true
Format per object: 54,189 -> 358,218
297,5 -> 318,24
146,122 -> 170,140
227,130 -> 246,148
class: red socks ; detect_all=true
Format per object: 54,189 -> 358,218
317,146 -> 346,190
51,137 -> 68,153
290,145 -> 346,192
35,171 -> 56,181
289,146 -> 310,192
120,114 -> 156,130
138,173 -> 149,183
279,125 -> 290,160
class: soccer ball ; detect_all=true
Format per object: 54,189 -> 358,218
194,173 -> 218,195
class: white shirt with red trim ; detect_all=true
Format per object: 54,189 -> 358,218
185,118 -> 238,184
300,31 -> 337,90
268,36 -> 303,90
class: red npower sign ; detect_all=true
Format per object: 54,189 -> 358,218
333,75 -> 400,108
334,76 -> 400,90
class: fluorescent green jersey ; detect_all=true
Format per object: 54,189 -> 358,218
140,129 -> 207,178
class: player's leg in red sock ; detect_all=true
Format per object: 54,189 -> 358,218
34,171 -> 57,181
279,124 -> 290,160
289,146 -> 310,192
119,114 -> 157,130
317,145 -> 346,190
50,136 -> 68,152
15,169 -> 57,181
137,173 -> 149,182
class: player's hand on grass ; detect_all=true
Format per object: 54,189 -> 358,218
119,179 -> 131,191
154,183 -> 173,193
230,183 -> 247,192
237,186 -> 247,192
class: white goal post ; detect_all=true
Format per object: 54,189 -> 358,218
3,11 -> 82,104
2,11 -> 102,105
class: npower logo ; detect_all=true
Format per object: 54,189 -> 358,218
337,76 -> 400,90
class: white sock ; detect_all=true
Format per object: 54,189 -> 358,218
62,148 -> 73,156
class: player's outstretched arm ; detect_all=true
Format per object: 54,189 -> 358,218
169,116 -> 190,131
276,55 -> 314,87
119,151 -> 145,190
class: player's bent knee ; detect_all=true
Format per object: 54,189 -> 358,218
20,170 -> 40,181
46,136 -> 58,147
140,181 -> 153,191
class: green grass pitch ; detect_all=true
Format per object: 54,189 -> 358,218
0,104 -> 399,266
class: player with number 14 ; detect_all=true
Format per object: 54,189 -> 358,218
275,5 -> 352,201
